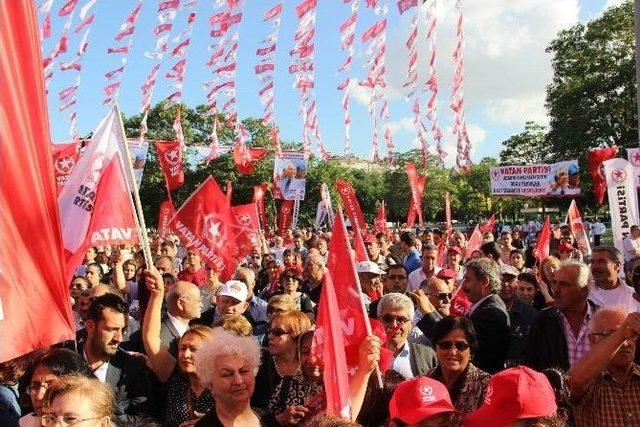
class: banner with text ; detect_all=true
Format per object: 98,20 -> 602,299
489,160 -> 581,197
604,158 -> 639,253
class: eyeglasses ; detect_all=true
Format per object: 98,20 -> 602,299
380,314 -> 411,325
269,327 -> 290,337
39,414 -> 103,426
27,382 -> 50,394
69,283 -> 87,290
387,274 -> 407,280
436,340 -> 470,351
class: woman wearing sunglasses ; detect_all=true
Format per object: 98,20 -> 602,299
426,316 -> 489,427
278,267 -> 315,319
252,311 -> 312,410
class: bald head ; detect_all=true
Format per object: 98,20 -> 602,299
591,307 -> 629,334
167,281 -> 202,320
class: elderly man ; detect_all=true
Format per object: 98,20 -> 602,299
461,258 -> 510,373
589,246 -> 640,312
445,246 -> 465,282
411,277 -> 452,343
357,260 -> 385,312
525,260 -> 599,371
407,243 -> 442,292
569,308 -> 640,426
499,264 -> 537,366
377,293 -> 437,379
162,281 -> 203,355
303,251 -> 326,303
195,280 -> 253,327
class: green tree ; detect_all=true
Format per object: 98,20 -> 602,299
499,122 -> 552,165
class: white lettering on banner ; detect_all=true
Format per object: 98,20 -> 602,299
604,158 -> 640,252
174,220 -> 226,271
312,316 -> 356,347
490,160 -> 580,197
90,227 -> 133,244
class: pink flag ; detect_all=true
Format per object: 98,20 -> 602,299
464,226 -> 483,260
479,214 -> 495,234
361,20 -> 386,43
534,216 -> 551,264
264,3 -> 283,20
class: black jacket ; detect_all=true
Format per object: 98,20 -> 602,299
524,300 -> 599,372
506,298 -> 539,365
470,294 -> 511,374
407,341 -> 438,378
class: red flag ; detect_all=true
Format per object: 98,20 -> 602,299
168,177 -> 239,280
336,180 -> 367,234
405,163 -> 425,227
52,142 -> 80,194
437,240 -> 447,268
225,181 -> 233,205
373,201 -> 388,236
588,146 -> 618,204
157,199 -> 175,237
361,19 -> 386,43
312,270 -> 352,419
253,184 -> 268,231
449,288 -> 472,317
155,140 -> 184,190
232,143 -> 268,175
478,214 -> 495,234
1,0 -> 74,362
231,203 -> 261,257
277,200 -> 294,236
534,216 -> 551,264
567,200 -> 591,255
464,226 -> 483,260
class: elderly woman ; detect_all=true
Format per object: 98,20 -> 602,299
427,316 -> 490,427
40,374 -> 114,427
194,328 -> 274,426
19,349 -> 94,427
278,267 -> 314,318
143,268 -> 216,426
252,311 -> 312,410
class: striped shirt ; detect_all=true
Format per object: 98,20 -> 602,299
559,304 -> 594,367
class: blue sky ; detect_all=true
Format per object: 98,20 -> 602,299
43,0 -> 620,165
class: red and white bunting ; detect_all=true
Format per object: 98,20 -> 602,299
164,0 -> 200,106
451,0 -> 471,170
37,0 -> 56,42
140,0 -> 181,115
103,0 -> 143,106
255,2 -> 282,155
42,0 -> 77,94
337,0 -> 360,155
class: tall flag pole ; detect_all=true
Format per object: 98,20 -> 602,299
103,0 -> 144,106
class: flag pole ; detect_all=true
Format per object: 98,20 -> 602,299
338,207 -> 384,389
115,104 -> 154,269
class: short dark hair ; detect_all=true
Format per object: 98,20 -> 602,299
591,245 -> 622,264
400,231 -> 416,247
432,315 -> 479,355
32,349 -> 94,380
161,240 -> 175,249
518,272 -> 538,289
480,241 -> 501,261
86,293 -> 127,322
375,232 -> 389,242
387,264 -> 407,275
510,249 -> 524,257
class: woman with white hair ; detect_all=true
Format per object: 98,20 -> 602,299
194,328 -> 275,426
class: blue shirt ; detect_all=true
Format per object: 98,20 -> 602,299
404,249 -> 422,274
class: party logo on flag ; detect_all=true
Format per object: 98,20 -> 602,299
611,168 -> 627,183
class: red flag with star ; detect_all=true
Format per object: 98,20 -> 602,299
52,142 -> 80,194
168,177 -> 239,280
588,146 -> 618,204
230,203 -> 261,257
155,140 -> 184,190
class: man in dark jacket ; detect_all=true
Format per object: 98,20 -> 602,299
461,258 -> 511,373
525,260 -> 598,371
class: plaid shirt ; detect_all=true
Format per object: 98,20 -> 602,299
573,364 -> 640,427
559,305 -> 594,367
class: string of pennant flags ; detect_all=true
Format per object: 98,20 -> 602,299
38,0 -> 474,168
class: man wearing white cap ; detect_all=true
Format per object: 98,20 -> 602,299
195,280 -> 253,327
357,260 -> 385,311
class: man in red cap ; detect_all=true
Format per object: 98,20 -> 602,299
464,366 -> 559,427
389,377 -> 455,427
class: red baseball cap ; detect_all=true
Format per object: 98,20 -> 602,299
447,246 -> 463,256
436,269 -> 456,280
389,377 -> 455,424
464,366 -> 557,427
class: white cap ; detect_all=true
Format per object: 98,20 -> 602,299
218,280 -> 248,302
356,260 -> 384,276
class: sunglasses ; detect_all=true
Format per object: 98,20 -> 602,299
380,314 -> 411,325
435,292 -> 452,301
437,340 -> 470,351
269,327 -> 290,337
282,275 -> 299,281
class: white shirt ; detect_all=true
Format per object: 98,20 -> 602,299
407,266 -> 442,292
589,283 -> 640,313
623,236 -> 640,262
469,294 -> 494,316
167,312 -> 189,338
391,341 -> 414,379
83,350 -> 109,383
592,222 -> 606,235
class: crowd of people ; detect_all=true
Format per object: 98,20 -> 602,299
1,220 -> 640,427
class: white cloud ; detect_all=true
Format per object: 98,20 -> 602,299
383,0 -> 580,127
390,117 -> 415,135
604,0 -> 625,9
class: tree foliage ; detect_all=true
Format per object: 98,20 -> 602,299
499,122 -> 552,165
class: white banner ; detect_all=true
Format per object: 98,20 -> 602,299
604,158 -> 639,252
273,151 -> 308,201
626,147 -> 640,188
489,160 -> 581,197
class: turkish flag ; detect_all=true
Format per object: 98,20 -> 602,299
534,216 -> 551,264
169,177 -> 239,280
464,226 -> 483,260
253,184 -> 269,232
157,199 -> 176,237
52,142 -> 80,194
232,140 -> 269,175
230,203 -> 261,257
588,146 -> 618,204
479,214 -> 495,234
277,200 -> 294,236
155,140 -> 184,190
1,0 -> 74,361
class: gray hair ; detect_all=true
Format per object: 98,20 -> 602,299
465,258 -> 502,294
591,245 -> 623,264
377,293 -> 414,317
194,328 -> 262,386
590,306 -> 629,332
306,252 -> 326,269
558,260 -> 590,289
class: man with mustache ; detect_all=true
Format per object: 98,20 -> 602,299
589,246 -> 640,313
